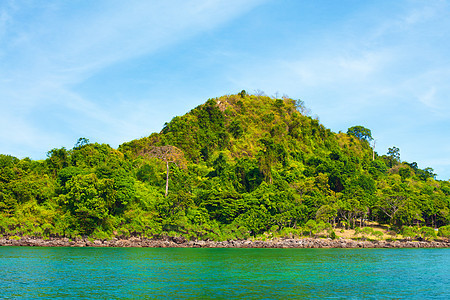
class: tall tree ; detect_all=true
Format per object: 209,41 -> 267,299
140,145 -> 186,196
387,146 -> 400,162
347,126 -> 373,142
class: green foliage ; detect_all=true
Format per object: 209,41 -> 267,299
420,226 -> 437,241
402,226 -> 419,240
347,126 -> 373,142
58,166 -> 84,187
438,225 -> 450,238
329,230 -> 337,240
304,219 -> 317,237
0,92 -> 448,241
387,146 -> 400,163
373,230 -> 384,239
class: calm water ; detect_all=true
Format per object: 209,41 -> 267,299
0,247 -> 448,299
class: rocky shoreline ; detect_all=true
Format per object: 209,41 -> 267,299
1,236 -> 449,248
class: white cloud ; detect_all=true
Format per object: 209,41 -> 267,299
0,0 -> 266,158
224,1 -> 450,179
282,50 -> 391,88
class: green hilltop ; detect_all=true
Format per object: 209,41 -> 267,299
1,91 -> 449,241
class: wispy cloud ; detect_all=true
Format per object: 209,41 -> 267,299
224,0 -> 450,178
282,49 -> 392,88
1,0 -> 449,179
0,0 -> 266,157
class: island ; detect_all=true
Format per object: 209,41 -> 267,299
1,92 -> 449,247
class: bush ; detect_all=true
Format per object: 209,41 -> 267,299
329,230 -> 337,240
279,227 -> 301,239
32,226 -> 44,237
362,227 -> 374,237
304,220 -> 317,237
420,227 -> 437,241
354,227 -> 375,240
236,226 -> 250,240
92,229 -> 112,241
438,225 -> 450,238
373,231 -> 384,239
402,226 -> 419,240
269,225 -> 279,233
117,227 -> 130,238
41,223 -> 54,237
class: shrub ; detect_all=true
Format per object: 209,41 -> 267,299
269,225 -> 279,233
373,231 -> 384,239
402,226 -> 419,240
41,223 -> 54,237
304,220 -> 317,237
279,227 -> 301,239
236,226 -> 250,240
32,226 -> 44,237
93,229 -> 111,241
438,225 -> 450,238
329,230 -> 337,240
117,227 -> 130,238
420,227 -> 437,241
363,227 -> 374,236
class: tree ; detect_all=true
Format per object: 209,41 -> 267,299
377,184 -> 411,226
316,204 -> 337,226
293,99 -> 311,115
347,126 -> 373,142
419,226 -> 437,241
74,137 -> 90,149
228,120 -> 244,139
419,167 -> 436,180
402,226 -> 419,241
304,219 -> 317,237
257,138 -> 276,184
46,148 -> 69,175
399,167 -> 412,181
140,145 -> 186,196
58,173 -> 113,235
387,146 -> 400,162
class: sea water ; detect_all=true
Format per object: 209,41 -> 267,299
0,247 -> 448,299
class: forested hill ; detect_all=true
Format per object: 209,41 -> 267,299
1,92 -> 449,241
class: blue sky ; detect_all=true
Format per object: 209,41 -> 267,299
1,0 -> 449,179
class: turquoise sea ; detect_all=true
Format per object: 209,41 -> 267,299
0,247 -> 448,299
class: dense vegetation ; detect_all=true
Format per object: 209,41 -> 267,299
1,92 -> 449,241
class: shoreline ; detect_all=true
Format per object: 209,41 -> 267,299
1,236 -> 449,248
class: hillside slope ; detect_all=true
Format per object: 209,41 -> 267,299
1,92 -> 449,241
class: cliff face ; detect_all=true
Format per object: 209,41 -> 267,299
1,92 -> 449,241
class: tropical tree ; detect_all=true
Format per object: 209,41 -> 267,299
387,146 -> 400,162
140,145 -> 186,196
347,126 -> 373,142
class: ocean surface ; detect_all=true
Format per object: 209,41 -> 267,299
0,247 -> 448,299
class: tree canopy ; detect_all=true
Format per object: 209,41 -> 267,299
0,92 -> 448,241
347,126 -> 373,142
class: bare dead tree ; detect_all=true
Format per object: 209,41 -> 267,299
140,145 -> 186,196
372,139 -> 377,161
253,89 -> 265,96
